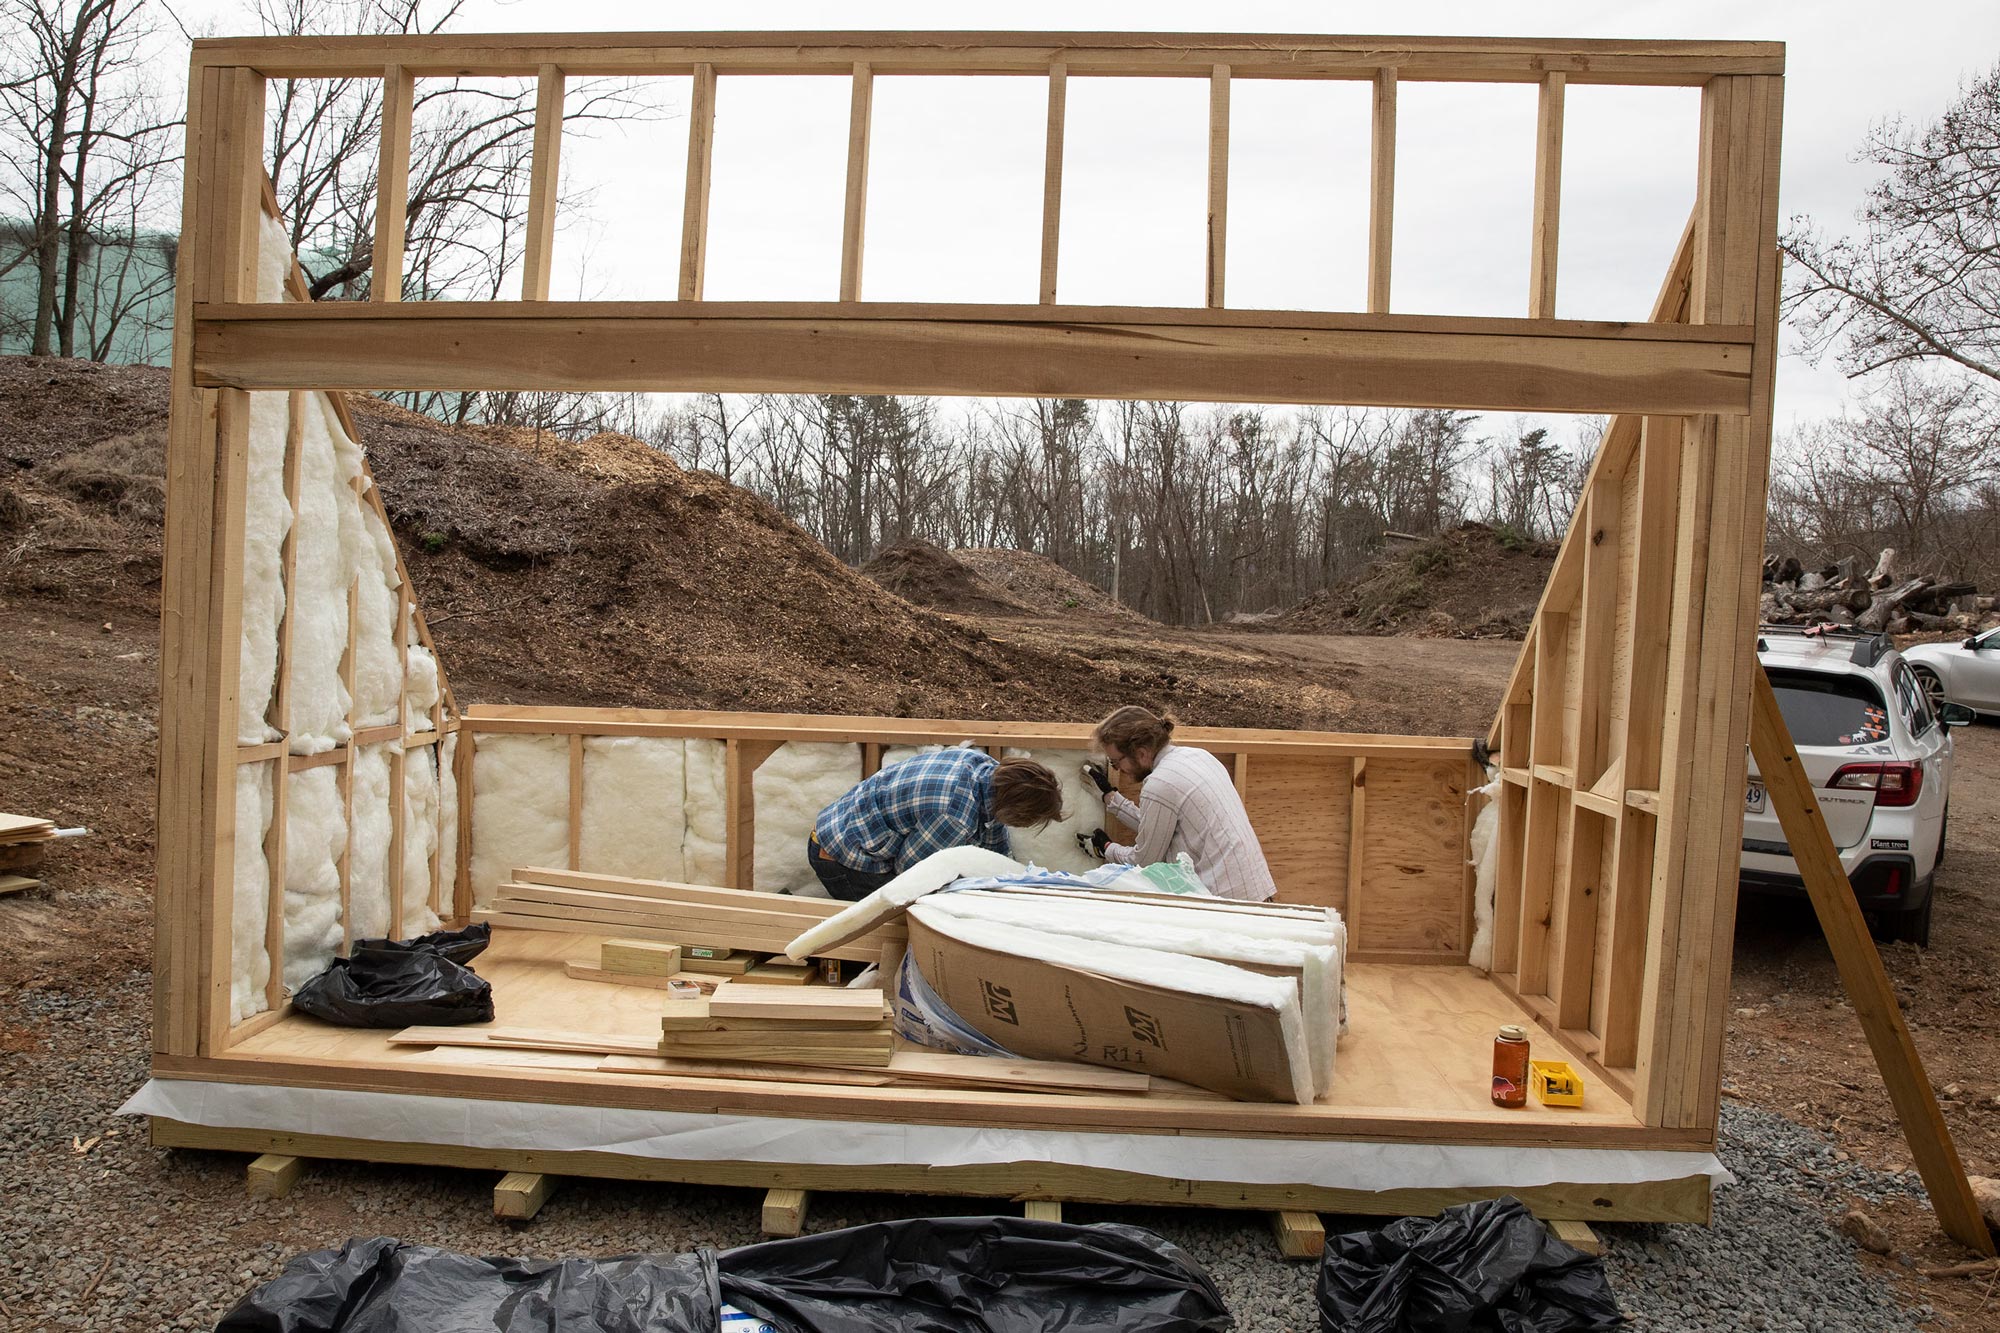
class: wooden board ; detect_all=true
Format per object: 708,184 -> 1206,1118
0,875 -> 41,896
709,985 -> 886,1023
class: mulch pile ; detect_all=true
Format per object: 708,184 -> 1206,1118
859,539 -> 1032,617
951,547 -> 1150,624
1263,522 -> 1556,640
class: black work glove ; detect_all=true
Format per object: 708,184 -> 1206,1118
1081,762 -> 1114,796
1077,828 -> 1110,859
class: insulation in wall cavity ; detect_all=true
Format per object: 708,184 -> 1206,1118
468,733 -> 570,905
284,395 -> 363,753
347,743 -> 394,941
350,501 -> 403,728
1001,747 -> 1100,874
753,742 -> 861,896
682,739 -> 728,885
438,733 -> 460,907
282,767 -> 346,991
229,761 -> 274,1023
237,390 -> 292,744
401,744 -> 443,936
580,736 -> 687,882
404,645 -> 440,722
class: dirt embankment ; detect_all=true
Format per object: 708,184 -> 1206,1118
1263,522 -> 1556,640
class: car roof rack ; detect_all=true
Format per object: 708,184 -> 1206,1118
1756,622 -> 1893,668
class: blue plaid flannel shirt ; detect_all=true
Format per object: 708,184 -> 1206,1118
813,748 -> 1010,875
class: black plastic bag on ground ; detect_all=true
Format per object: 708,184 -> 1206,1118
213,1236 -> 720,1332
1316,1197 -> 1623,1332
717,1215 -> 1233,1332
350,921 -> 491,968
291,940 -> 494,1028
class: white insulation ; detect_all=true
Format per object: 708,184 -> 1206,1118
282,768 -> 346,991
285,396 -> 364,754
401,745 -> 443,937
347,744 -> 394,941
350,503 -> 403,727
468,735 -> 570,905
235,214 -> 294,743
752,742 -> 861,895
1000,747 -> 1099,873
580,737 -> 687,883
229,763 -> 274,1023
438,734 -> 461,906
1467,774 -> 1503,972
682,740 -> 729,884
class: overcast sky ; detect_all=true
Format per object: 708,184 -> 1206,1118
181,0 -> 2000,440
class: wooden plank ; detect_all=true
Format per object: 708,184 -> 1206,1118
453,728 -> 474,923
839,62 -> 873,301
678,63 -> 716,301
1271,1209 -> 1326,1260
514,866 -> 849,918
494,1170 -> 558,1220
1207,64 -> 1229,308
1367,67 -> 1396,314
762,1187 -> 809,1236
601,939 -> 683,975
1548,1218 -> 1601,1255
564,961 -> 699,991
567,734 -> 583,869
1023,1199 -> 1063,1223
1749,666 -> 1993,1256
520,64 -> 566,301
1039,62 -> 1066,304
1344,758 -> 1366,945
245,1152 -> 303,1198
192,306 -> 1755,417
474,906 -> 885,963
725,739 -> 783,890
0,875 -> 41,896
1529,72 -> 1565,319
373,64 -> 414,302
1516,614 -> 1569,995
194,32 -> 1785,84
709,985 -> 885,1023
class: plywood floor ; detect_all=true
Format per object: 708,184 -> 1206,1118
227,929 -> 1641,1132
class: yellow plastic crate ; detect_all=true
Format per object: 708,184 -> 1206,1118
1531,1059 -> 1585,1108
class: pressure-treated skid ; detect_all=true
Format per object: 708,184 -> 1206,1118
151,30 -> 1787,1224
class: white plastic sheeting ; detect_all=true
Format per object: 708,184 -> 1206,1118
121,1078 -> 1730,1195
401,744 -> 443,937
468,735 -> 570,906
282,768 -> 346,991
1000,747 -> 1099,874
347,744 -> 394,942
682,740 -> 728,885
229,763 -> 274,1023
580,736 -> 687,883
752,742 -> 861,895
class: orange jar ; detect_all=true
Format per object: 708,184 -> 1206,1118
1492,1024 -> 1530,1108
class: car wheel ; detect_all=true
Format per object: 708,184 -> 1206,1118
1913,665 -> 1946,715
1895,886 -> 1935,948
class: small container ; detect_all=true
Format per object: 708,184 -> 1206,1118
1531,1059 -> 1586,1108
1492,1024 -> 1530,1108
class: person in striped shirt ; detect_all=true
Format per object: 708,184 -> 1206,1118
1080,705 -> 1278,902
808,748 -> 1065,901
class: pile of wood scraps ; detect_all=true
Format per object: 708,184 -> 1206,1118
659,985 -> 894,1069
0,813 -> 56,895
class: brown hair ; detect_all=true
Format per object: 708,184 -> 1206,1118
1093,705 -> 1176,757
990,757 -> 1065,828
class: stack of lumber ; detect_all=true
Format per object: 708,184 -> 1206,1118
1762,549 -> 1994,633
472,866 -> 904,963
658,984 -> 894,1069
0,813 -> 54,895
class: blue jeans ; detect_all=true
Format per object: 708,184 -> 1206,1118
807,835 -> 895,902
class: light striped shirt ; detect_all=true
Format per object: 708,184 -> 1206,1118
1103,743 -> 1277,901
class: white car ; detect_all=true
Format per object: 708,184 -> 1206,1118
1742,626 -> 1971,946
1903,626 -> 2000,718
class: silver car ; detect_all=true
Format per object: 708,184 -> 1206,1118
1903,626 -> 2000,718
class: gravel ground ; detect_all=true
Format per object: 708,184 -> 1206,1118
0,973 -> 1944,1332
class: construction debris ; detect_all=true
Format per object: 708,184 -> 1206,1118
1762,549 -> 1995,634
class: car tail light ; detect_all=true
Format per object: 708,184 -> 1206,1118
1828,761 -> 1924,807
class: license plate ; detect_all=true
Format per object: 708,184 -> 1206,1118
1745,782 -> 1766,815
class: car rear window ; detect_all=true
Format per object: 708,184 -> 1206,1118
1768,670 -> 1890,747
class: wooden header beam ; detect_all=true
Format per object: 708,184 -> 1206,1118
193,302 -> 1752,415
191,32 -> 1783,84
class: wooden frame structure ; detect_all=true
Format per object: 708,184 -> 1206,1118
155,30 -> 1790,1224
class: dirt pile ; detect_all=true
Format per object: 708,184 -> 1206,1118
1264,523 -> 1556,640
860,539 -> 1031,617
951,547 -> 1150,623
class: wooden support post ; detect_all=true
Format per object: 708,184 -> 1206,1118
1039,62 -> 1066,304
1206,64 -> 1229,309
725,739 -> 783,890
1529,72 -> 1566,319
1552,485 -> 1619,1028
1023,1199 -> 1063,1223
494,1170 -> 558,1220
373,64 -> 414,302
678,62 -> 716,301
1548,1218 -> 1601,1256
1367,67 -> 1397,314
1345,758 -> 1367,945
453,728 -> 475,922
520,64 -> 565,301
761,1187 -> 809,1236
260,389 -> 306,1015
568,733 -> 584,869
1271,1210 -> 1326,1260
246,1153 -> 303,1199
860,741 -> 883,778
839,62 -> 874,302
1748,666 -> 1995,1257
1517,614 -> 1568,994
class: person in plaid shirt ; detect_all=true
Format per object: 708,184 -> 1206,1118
809,748 -> 1064,901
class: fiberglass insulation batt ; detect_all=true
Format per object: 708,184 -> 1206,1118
350,502 -> 404,727
1000,747 -> 1100,874
469,734 -> 570,906
285,395 -> 365,754
579,736 -> 687,883
346,744 -> 395,941
682,740 -> 729,885
401,744 -> 443,936
229,763 -> 274,1022
282,767 -> 347,990
235,213 -> 295,744
753,742 -> 862,895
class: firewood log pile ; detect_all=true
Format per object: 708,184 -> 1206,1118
1761,548 -> 1997,634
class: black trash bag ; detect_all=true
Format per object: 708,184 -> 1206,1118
1316,1197 -> 1623,1333
291,944 -> 494,1028
213,1235 -> 720,1333
350,921 -> 491,968
717,1215 -> 1233,1333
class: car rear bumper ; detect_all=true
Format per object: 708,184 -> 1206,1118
1737,851 -> 1926,911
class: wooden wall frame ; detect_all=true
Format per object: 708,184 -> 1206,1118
155,29 -> 1784,1220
